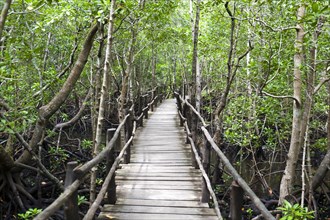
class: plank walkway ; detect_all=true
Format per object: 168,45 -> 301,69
98,99 -> 218,220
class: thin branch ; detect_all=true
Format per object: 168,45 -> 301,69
32,39 -> 79,98
0,109 -> 64,190
313,77 -> 330,95
54,87 -> 92,130
262,91 -> 300,105
0,0 -> 12,41
254,18 -> 297,32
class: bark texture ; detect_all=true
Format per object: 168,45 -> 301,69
90,0 -> 116,202
279,6 -> 305,203
0,0 -> 12,41
16,24 -> 99,165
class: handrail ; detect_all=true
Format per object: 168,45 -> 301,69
184,121 -> 223,219
83,121 -> 137,220
174,92 -> 275,220
74,113 -> 130,178
34,90 -> 159,220
201,127 -> 275,220
34,178 -> 83,220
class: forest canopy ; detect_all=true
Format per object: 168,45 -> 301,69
0,0 -> 330,219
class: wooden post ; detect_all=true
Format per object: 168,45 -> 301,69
175,94 -> 183,126
124,110 -> 133,163
184,101 -> 190,144
201,133 -> 211,203
64,161 -> 79,220
151,102 -> 154,112
190,144 -> 198,169
144,106 -> 149,119
139,114 -> 144,127
151,91 -> 154,112
139,95 -> 143,118
159,93 -> 163,103
106,128 -> 117,204
229,181 -> 243,220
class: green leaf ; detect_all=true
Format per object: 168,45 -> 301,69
312,2 -> 318,12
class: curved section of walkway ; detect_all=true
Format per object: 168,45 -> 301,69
98,99 -> 217,220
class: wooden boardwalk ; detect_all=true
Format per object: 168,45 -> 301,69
98,99 -> 218,220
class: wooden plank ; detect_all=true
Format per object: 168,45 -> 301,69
116,176 -> 201,181
116,171 -> 201,176
117,184 -> 201,191
116,171 -> 201,178
129,162 -> 193,165
98,213 -> 218,220
117,188 -> 201,200
98,99 -> 218,220
116,180 -> 201,186
102,205 -> 217,215
114,198 -> 209,208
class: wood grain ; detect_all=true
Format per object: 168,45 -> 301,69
97,99 -> 217,219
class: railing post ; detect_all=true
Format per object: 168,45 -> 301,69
175,94 -> 183,126
139,114 -> 143,127
201,133 -> 211,203
139,95 -> 143,117
144,106 -> 149,119
106,128 -> 118,204
64,161 -> 79,220
184,101 -> 190,145
229,181 -> 243,220
159,93 -> 163,103
124,109 -> 133,164
151,91 -> 154,112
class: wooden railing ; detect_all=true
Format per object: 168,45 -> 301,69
34,88 -> 162,220
174,92 -> 276,220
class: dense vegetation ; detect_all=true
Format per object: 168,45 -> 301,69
0,0 -> 329,219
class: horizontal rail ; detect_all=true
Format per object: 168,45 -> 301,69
34,90 -> 159,220
83,121 -> 137,220
34,178 -> 83,220
183,122 -> 222,219
74,113 -> 130,178
174,92 -> 275,220
201,127 -> 275,220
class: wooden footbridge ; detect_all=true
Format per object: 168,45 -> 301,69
97,99 -> 217,220
35,91 -> 275,220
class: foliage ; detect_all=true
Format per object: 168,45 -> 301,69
81,139 -> 93,150
17,208 -> 42,220
48,146 -> 69,171
77,195 -> 87,206
277,200 -> 315,220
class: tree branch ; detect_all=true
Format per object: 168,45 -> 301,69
254,18 -> 297,32
55,87 -> 92,130
0,0 -> 12,41
262,91 -> 301,106
32,39 -> 79,98
313,77 -> 330,95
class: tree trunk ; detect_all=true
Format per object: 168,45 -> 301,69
190,0 -> 201,109
90,0 -> 116,203
279,5 -> 305,203
119,26 -> 136,121
312,78 -> 330,191
16,24 -> 99,166
0,0 -> 12,41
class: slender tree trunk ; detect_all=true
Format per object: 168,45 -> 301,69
16,24 -> 99,166
0,0 -> 12,41
298,17 -> 325,197
92,25 -> 105,145
279,6 -> 305,203
119,26 -> 136,121
152,44 -> 156,90
90,0 -> 116,203
312,70 -> 330,191
190,0 -> 201,110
